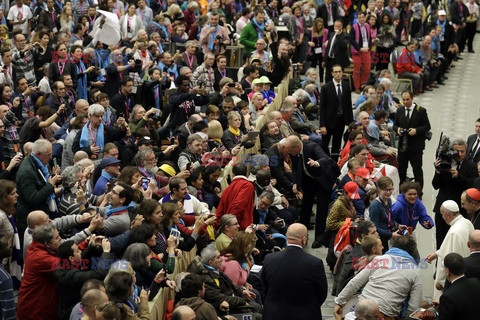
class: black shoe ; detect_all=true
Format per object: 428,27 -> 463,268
311,233 -> 330,248
469,50 -> 475,53
437,81 -> 446,85
442,76 -> 448,80
457,56 -> 464,60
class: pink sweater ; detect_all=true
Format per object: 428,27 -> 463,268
220,256 -> 248,286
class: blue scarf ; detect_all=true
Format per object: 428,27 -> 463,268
80,121 -> 105,151
158,24 -> 170,40
105,201 -> 136,217
436,19 -> 446,40
386,247 -> 417,265
208,25 -> 219,51
167,64 -> 178,80
76,60 -> 88,100
252,17 -> 265,39
31,154 -> 55,203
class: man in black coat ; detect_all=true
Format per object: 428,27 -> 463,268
432,138 -> 478,249
466,118 -> 480,163
449,0 -> 470,53
323,20 -> 350,83
393,91 -> 431,190
262,223 -> 328,320
465,230 -> 480,279
286,135 -> 340,239
317,0 -> 339,33
320,65 -> 353,161
438,252 -> 480,320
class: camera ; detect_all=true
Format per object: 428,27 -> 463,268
399,128 -> 410,135
147,110 -> 162,121
292,63 -> 299,71
435,132 -> 459,172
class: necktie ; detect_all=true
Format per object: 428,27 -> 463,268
471,138 -> 480,159
337,83 -> 343,114
456,162 -> 461,170
406,108 -> 411,122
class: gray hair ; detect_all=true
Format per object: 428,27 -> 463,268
88,104 -> 105,117
304,67 -> 316,78
62,165 -> 82,189
217,214 -> 237,235
304,83 -> 316,94
249,154 -> 270,175
104,260 -> 133,287
134,147 -> 154,166
259,190 -> 275,203
267,111 -> 282,121
123,243 -> 151,270
355,298 -> 379,319
379,78 -> 392,87
32,139 -> 52,155
280,100 -> 295,113
451,138 -> 467,148
293,89 -> 307,102
129,104 -> 145,122
187,133 -> 203,146
180,66 -> 192,75
32,224 -> 56,244
200,245 -> 218,265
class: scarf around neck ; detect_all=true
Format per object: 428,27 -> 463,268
228,125 -> 240,136
252,17 -> 265,39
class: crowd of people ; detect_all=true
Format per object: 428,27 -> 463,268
0,0 -> 478,318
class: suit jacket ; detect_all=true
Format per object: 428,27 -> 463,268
324,31 -> 350,68
393,103 -> 431,153
319,80 -> 353,130
432,158 -> 478,213
438,276 -> 480,320
262,245 -> 328,320
464,252 -> 480,280
290,141 -> 340,193
449,1 -> 469,25
466,134 -> 480,163
317,2 -> 339,29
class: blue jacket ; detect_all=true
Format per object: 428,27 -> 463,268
392,194 -> 434,230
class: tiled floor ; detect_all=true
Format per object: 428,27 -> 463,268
305,39 -> 480,319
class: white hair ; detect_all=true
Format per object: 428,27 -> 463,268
88,104 -> 104,117
32,139 -> 52,155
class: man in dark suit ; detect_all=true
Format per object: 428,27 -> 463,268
465,230 -> 480,279
317,0 -> 339,33
438,252 -> 480,320
323,20 -> 350,83
286,135 -> 340,240
320,65 -> 353,161
261,223 -> 328,320
449,0 -> 470,54
393,90 -> 431,190
466,118 -> 480,163
432,138 -> 478,249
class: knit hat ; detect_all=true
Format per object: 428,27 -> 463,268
442,200 -> 459,213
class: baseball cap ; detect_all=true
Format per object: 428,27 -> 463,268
438,9 -> 446,16
355,167 -> 371,179
138,136 -> 155,147
100,156 -> 120,168
250,57 -> 262,64
259,76 -> 272,84
344,181 -> 360,199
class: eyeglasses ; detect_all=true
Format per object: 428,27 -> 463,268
382,188 -> 394,192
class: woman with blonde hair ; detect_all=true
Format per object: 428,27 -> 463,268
119,4 -> 143,46
207,120 -> 224,150
60,5 -> 74,33
306,17 -> 329,82
184,1 -> 199,30
221,111 -> 256,151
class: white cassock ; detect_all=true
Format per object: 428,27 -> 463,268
433,215 -> 473,300
90,10 -> 121,46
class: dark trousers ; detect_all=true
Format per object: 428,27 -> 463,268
321,116 -> 346,161
456,27 -> 467,53
466,21 -> 477,51
376,46 -> 393,71
434,210 -> 450,250
398,150 -> 424,190
299,175 -> 331,239
325,57 -> 336,83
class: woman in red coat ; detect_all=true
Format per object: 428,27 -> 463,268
18,224 -> 61,320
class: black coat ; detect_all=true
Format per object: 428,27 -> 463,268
466,134 -> 480,163
393,104 -> 431,153
264,144 -> 295,196
324,31 -> 350,68
290,141 -> 340,193
438,276 -> 480,320
317,2 -> 339,29
261,246 -> 328,320
72,125 -> 126,157
319,80 -> 353,130
465,252 -> 480,280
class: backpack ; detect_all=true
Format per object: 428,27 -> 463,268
333,218 -> 358,257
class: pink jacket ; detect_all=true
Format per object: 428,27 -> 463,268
220,255 -> 248,286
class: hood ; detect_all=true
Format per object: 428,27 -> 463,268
186,256 -> 210,275
396,193 -> 419,209
177,297 -> 206,310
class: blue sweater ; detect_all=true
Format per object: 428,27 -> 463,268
369,198 -> 393,241
392,194 -> 434,230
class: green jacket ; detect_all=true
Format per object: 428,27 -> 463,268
240,22 -> 259,54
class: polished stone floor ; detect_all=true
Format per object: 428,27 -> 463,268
307,39 -> 480,319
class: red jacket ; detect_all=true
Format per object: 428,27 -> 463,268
216,176 -> 255,230
396,47 -> 421,75
18,242 -> 60,320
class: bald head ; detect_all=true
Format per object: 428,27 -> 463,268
75,99 -> 89,115
73,150 -> 89,163
355,298 -> 380,318
81,289 -> 108,317
26,210 -> 50,229
284,95 -> 298,106
171,305 -> 196,320
286,223 -> 308,246
23,141 -> 34,156
468,230 -> 480,251
285,135 -> 302,156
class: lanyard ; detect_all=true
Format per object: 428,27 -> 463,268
89,15 -> 96,26
51,10 -> 55,22
218,68 -> 226,78
66,90 -> 75,104
378,198 -> 392,228
58,62 -> 65,75
406,206 -> 415,226
185,52 -> 194,69
207,68 -> 213,84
